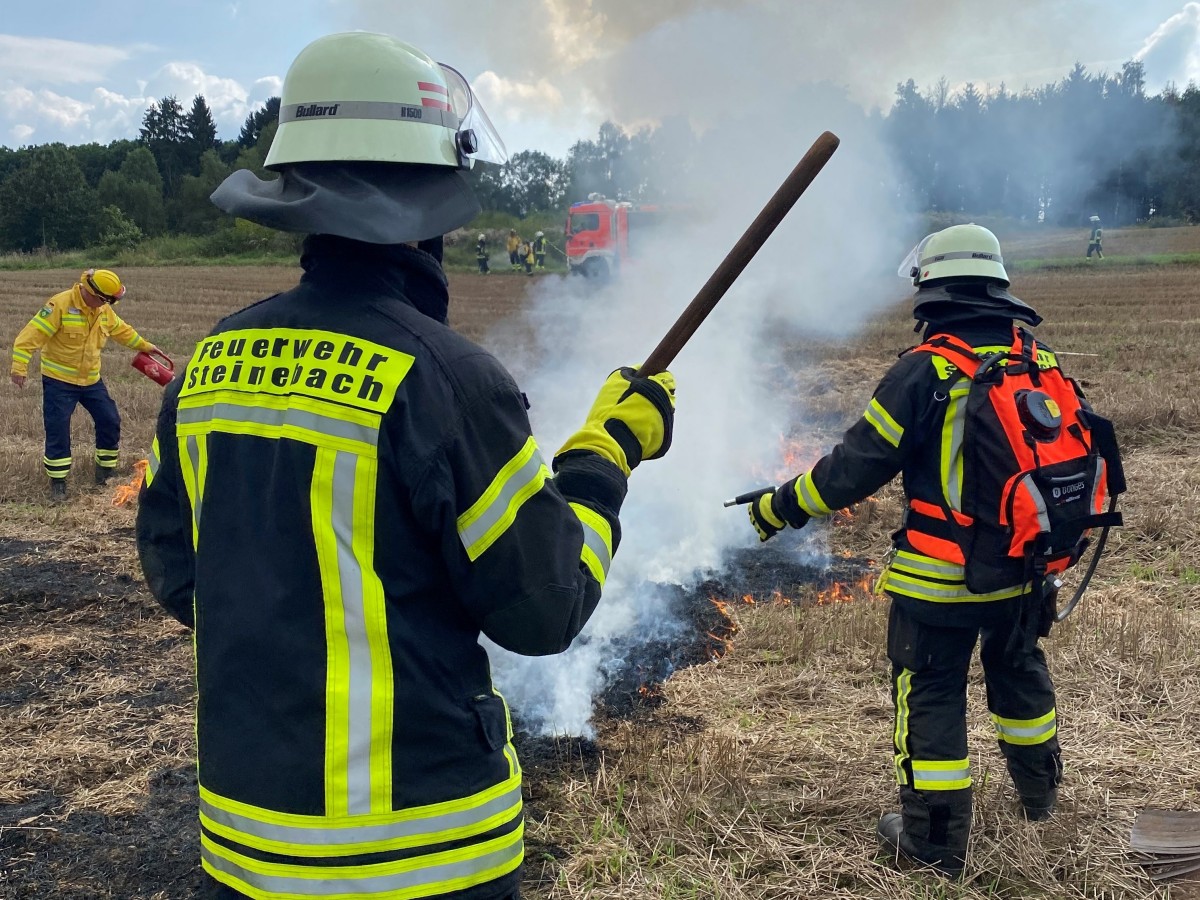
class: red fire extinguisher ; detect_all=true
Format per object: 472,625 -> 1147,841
131,349 -> 175,386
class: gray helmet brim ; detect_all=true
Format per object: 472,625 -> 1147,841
210,162 -> 481,244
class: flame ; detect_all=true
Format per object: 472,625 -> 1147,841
707,597 -> 740,660
814,573 -> 878,604
741,594 -> 756,605
111,459 -> 148,507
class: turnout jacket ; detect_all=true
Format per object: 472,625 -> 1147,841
11,285 -> 150,385
788,313 -> 1059,627
136,238 -> 626,900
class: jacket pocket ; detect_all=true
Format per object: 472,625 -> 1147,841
471,693 -> 512,753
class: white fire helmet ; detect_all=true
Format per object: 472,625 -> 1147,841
897,223 -> 1009,287
478,233 -> 486,241
266,32 -> 507,170
1090,215 -> 1101,222
535,231 -> 544,238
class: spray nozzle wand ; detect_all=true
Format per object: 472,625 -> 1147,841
723,486 -> 774,508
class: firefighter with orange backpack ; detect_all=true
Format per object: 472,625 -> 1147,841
744,224 -> 1124,878
10,268 -> 161,500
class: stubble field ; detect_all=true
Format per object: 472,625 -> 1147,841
1,227 -> 1198,900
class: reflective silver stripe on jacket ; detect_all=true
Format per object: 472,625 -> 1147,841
200,784 -> 523,847
178,403 -> 379,448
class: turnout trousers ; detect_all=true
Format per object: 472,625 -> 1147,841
41,375 -> 121,479
887,601 -> 1062,864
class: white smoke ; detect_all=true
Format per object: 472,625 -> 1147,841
477,102 -> 909,735
342,0 -> 919,734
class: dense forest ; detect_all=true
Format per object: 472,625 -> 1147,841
0,58 -> 1197,256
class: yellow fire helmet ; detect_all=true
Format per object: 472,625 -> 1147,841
81,268 -> 126,301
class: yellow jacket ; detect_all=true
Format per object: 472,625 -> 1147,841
506,234 -> 521,253
11,285 -> 150,386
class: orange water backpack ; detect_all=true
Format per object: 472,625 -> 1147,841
913,328 -> 1125,598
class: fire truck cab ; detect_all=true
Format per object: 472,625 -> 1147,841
565,194 -> 664,279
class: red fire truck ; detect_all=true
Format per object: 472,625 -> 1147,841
564,194 -> 666,279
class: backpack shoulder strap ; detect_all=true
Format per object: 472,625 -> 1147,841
913,333 -> 985,379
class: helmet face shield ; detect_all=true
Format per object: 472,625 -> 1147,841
897,234 -> 933,282
439,64 -> 508,166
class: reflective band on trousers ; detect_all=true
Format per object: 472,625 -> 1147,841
893,668 -> 913,786
201,824 -> 523,899
992,710 -> 1057,746
912,759 -> 971,791
457,437 -> 550,561
199,783 -> 523,854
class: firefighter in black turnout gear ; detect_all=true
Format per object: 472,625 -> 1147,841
136,33 -> 675,900
748,224 -> 1122,878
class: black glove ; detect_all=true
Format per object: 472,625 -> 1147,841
749,477 -> 811,543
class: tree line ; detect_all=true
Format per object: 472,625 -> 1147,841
1,58 -> 1198,255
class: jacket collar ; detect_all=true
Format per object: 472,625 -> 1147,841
299,235 -> 451,324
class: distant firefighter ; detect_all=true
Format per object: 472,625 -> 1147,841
506,227 -> 521,269
476,232 -> 490,274
1087,216 -> 1103,259
10,268 -> 162,501
520,240 -> 534,275
533,230 -> 547,269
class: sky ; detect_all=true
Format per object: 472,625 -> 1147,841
1,0 -> 1198,158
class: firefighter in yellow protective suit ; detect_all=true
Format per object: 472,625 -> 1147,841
10,269 -> 159,500
1086,215 -> 1103,259
748,225 -> 1067,879
136,33 -> 675,900
506,228 -> 521,270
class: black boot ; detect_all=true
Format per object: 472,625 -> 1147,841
877,812 -> 965,878
49,479 -> 68,502
1020,789 -> 1057,821
95,465 -> 114,485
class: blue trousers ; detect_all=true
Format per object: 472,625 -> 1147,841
42,376 -> 121,479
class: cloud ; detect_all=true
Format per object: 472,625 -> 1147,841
1136,2 -> 1200,88
0,34 -> 129,85
11,124 -> 34,144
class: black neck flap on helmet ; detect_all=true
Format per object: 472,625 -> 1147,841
913,279 -> 1042,331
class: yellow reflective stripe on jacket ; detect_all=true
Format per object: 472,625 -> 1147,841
178,434 -> 208,548
41,357 -> 78,378
940,381 -> 970,509
864,397 -> 903,448
311,447 -> 394,816
30,315 -> 57,337
893,668 -> 913,786
912,758 -> 971,791
457,437 -> 551,561
569,502 -> 613,587
795,471 -> 833,517
201,820 -> 523,899
882,569 -> 1029,603
891,550 -> 966,580
992,709 -> 1057,746
146,436 -> 161,487
178,390 -> 381,457
198,773 -> 522,857
11,348 -> 32,365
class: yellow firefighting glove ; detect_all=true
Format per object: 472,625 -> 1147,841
557,367 -> 676,476
749,478 -> 811,542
